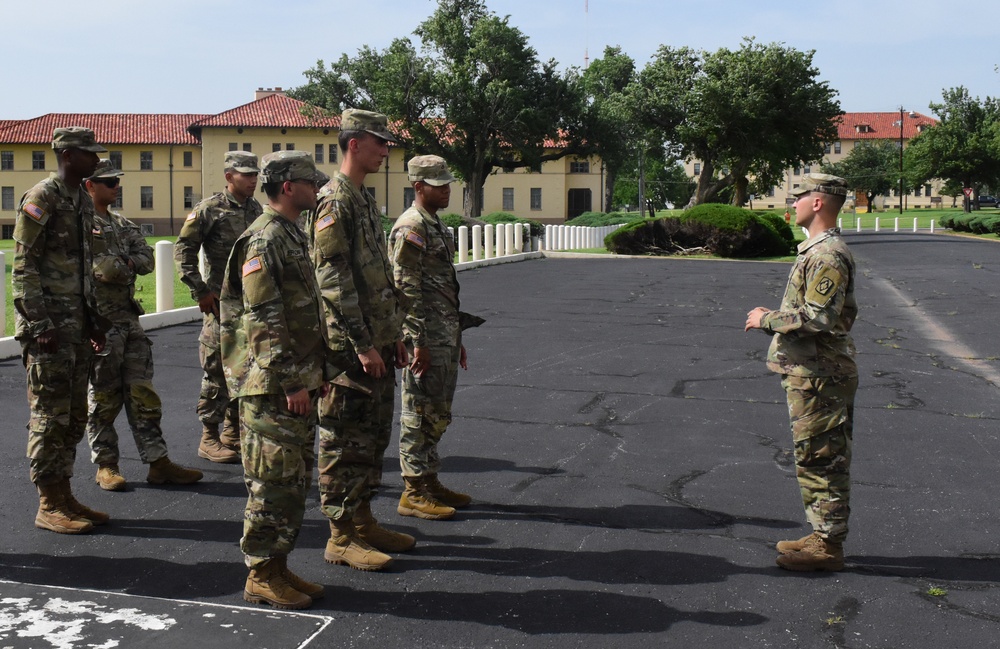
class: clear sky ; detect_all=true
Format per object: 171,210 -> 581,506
2,0 -> 997,120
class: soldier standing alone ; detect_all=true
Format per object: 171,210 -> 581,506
174,151 -> 262,463
745,173 -> 858,572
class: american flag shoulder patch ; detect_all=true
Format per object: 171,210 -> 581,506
23,203 -> 46,221
185,212 -> 197,222
242,257 -> 263,277
317,214 -> 336,231
405,230 -> 426,249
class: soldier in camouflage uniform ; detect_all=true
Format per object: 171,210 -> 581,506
83,160 -> 203,492
304,109 -> 411,572
220,151 -> 331,611
390,155 -> 471,520
175,151 -> 263,463
745,173 -> 858,572
12,127 -> 111,534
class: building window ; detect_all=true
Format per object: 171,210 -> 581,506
834,142 -> 842,154
109,151 -> 122,169
113,187 -> 123,209
924,184 -> 932,197
315,144 -> 324,164
32,151 -> 46,170
2,186 -> 14,211
570,160 -> 590,173
183,151 -> 193,167
272,143 -> 281,152
823,143 -> 831,154
804,166 -> 811,174
914,186 -> 922,197
502,187 -> 514,211
329,145 -> 337,164
403,187 -> 415,209
1,151 -> 12,170
693,163 -> 701,175
243,143 -> 252,152
184,186 -> 194,209
530,187 -> 542,210
140,151 -> 153,170
228,143 -> 238,151
2,224 -> 13,239
793,167 -> 801,176
140,186 -> 153,209
767,187 -> 775,197
286,143 -> 295,151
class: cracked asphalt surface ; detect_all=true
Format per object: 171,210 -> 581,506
2,231 -> 1000,648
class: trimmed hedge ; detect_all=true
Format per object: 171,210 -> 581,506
481,212 -> 545,238
566,211 -> 643,227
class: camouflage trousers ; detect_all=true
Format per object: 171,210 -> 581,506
240,392 -> 317,569
198,313 -> 238,432
399,344 -> 460,477
781,373 -> 858,544
22,340 -> 93,485
86,317 -> 168,465
317,346 -> 395,521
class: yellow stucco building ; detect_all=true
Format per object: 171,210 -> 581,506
0,89 -> 603,236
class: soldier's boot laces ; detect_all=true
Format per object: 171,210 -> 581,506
95,464 -> 126,491
34,483 -> 93,535
146,457 -> 204,485
198,424 -> 240,464
324,519 -> 393,571
776,535 -> 844,572
60,479 -> 110,526
776,531 -> 821,555
424,474 -> 472,508
398,477 -> 456,520
273,555 -> 324,601
354,500 -> 416,553
243,559 -> 312,610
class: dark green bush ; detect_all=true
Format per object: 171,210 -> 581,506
757,211 -> 796,246
938,214 -> 955,229
439,213 -> 466,231
681,203 -> 792,257
970,216 -> 1000,234
566,211 -> 642,227
605,216 -> 718,255
950,214 -> 977,232
481,212 -> 545,238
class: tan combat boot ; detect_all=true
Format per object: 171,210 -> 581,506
219,416 -> 242,454
60,479 -> 110,526
273,555 -> 324,601
146,457 -> 204,485
243,558 -> 312,610
776,534 -> 844,572
35,483 -> 93,534
354,500 -> 416,553
198,423 -> 239,464
95,464 -> 126,491
424,474 -> 472,508
776,531 -> 820,555
324,519 -> 393,571
398,477 -> 456,520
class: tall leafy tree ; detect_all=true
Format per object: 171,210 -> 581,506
823,141 -> 900,213
613,150 -> 694,215
906,87 -> 1000,213
289,0 -> 586,218
629,38 -> 841,207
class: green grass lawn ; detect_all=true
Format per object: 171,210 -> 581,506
1,237 -> 196,337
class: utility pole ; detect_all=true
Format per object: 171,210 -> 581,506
638,148 -> 646,219
899,106 -> 904,215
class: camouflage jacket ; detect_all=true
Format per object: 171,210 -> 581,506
304,171 -> 402,354
91,210 -> 154,321
761,228 -> 858,377
12,174 -> 105,343
220,207 -> 330,398
174,188 -> 262,300
389,205 -> 460,348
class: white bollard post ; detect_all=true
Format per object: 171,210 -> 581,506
514,224 -> 524,253
0,251 -> 5,336
458,226 -> 469,263
894,217 -> 899,232
838,217 -> 842,229
472,225 -> 483,260
930,220 -> 935,233
856,217 -> 862,233
913,217 -> 918,232
484,224 -> 494,259
496,223 -> 506,256
544,225 -> 552,251
554,225 -> 563,250
155,240 -> 174,313
874,217 -> 880,232
505,222 -> 515,255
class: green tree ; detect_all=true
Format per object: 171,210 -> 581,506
612,148 -> 694,215
824,141 -> 899,213
629,38 -> 841,207
580,46 -> 637,213
289,0 -> 586,218
906,87 -> 1000,213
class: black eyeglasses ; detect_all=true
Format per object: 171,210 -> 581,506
93,178 -> 120,189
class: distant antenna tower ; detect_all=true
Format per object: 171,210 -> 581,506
584,0 -> 589,68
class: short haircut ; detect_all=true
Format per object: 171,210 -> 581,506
262,181 -> 283,200
339,129 -> 369,154
824,193 -> 847,212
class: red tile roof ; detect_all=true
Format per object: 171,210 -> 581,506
836,111 -> 936,140
0,120 -> 20,131
0,114 -> 207,145
188,93 -> 341,130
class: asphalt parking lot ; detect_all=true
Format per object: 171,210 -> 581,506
3,232 -> 1000,648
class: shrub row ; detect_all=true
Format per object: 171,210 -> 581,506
940,213 -> 1000,235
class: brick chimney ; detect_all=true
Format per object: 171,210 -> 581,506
255,87 -> 285,101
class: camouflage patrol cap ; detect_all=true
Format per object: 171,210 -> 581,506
791,173 -> 849,197
341,109 -> 400,144
258,150 -> 324,184
407,155 -> 456,186
52,127 -> 106,152
89,158 -> 124,180
224,151 -> 260,174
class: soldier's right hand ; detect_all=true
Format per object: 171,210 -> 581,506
358,347 -> 386,379
36,330 -> 59,354
198,292 -> 220,317
286,389 -> 312,416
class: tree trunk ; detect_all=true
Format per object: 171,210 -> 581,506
604,167 -> 617,214
687,162 -> 717,207
464,169 -> 485,219
731,176 -> 749,207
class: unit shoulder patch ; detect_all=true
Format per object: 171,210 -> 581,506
805,265 -> 844,308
